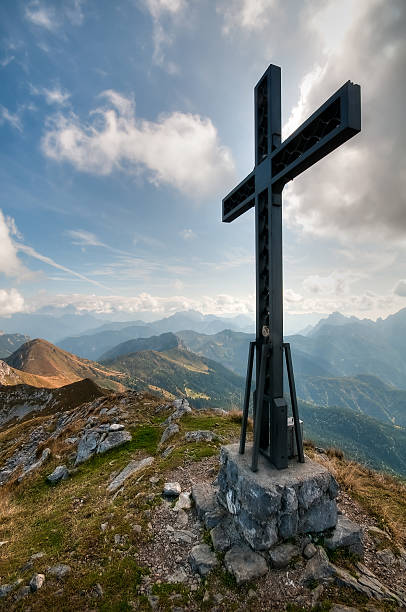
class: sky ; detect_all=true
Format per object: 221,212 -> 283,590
0,0 -> 405,329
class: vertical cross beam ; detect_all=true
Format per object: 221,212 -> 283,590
254,66 -> 288,468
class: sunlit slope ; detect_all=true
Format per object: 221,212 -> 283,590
4,339 -> 126,391
104,347 -> 244,409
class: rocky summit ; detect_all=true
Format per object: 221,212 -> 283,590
0,388 -> 405,611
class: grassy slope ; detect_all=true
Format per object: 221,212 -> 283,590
105,347 -> 245,409
4,339 -> 126,392
0,397 -> 405,611
0,396 -> 242,611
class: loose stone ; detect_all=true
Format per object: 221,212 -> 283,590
301,547 -> 336,586
159,424 -> 179,447
189,544 -> 218,577
47,465 -> 69,484
29,573 -> 45,592
174,492 -> 192,511
324,515 -> 364,557
269,543 -> 300,569
303,542 -> 317,560
107,457 -> 154,493
224,545 -> 268,585
109,423 -> 124,431
47,564 -> 71,579
163,482 -> 181,498
184,430 -> 217,443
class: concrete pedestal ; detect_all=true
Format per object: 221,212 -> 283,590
217,443 -> 339,551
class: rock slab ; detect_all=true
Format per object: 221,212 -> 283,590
189,544 -> 218,577
324,515 -> 364,557
107,457 -> 154,493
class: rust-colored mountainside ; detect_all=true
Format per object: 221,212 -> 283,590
3,339 -> 127,391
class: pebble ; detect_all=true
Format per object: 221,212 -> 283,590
101,523 -> 108,532
150,476 -> 160,484
29,573 -> 45,592
109,423 -> 124,431
163,482 -> 181,497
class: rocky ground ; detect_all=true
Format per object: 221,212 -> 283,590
0,390 -> 405,611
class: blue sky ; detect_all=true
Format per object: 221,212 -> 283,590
0,0 -> 405,329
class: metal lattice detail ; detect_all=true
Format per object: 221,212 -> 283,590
223,175 -> 255,220
256,76 -> 268,162
272,98 -> 341,177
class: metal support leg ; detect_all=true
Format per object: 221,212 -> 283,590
252,344 -> 270,472
284,343 -> 305,463
239,341 -> 256,455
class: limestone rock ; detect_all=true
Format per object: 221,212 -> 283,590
324,515 -> 364,557
163,482 -> 181,497
19,448 -> 51,481
97,430 -> 131,454
167,568 -> 188,583
161,445 -> 174,458
191,482 -> 218,520
224,545 -> 268,584
174,492 -> 192,511
269,543 -> 300,569
159,423 -> 179,447
47,465 -> 69,484
47,564 -> 71,579
189,544 -> 218,577
29,573 -> 45,592
109,423 -> 124,431
210,517 -> 240,553
107,457 -> 154,493
303,542 -> 317,560
301,546 -> 336,585
75,431 -> 100,465
184,430 -> 217,443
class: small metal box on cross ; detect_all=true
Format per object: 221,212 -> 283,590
222,64 -> 361,472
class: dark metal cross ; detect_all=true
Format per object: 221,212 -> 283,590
222,64 -> 361,471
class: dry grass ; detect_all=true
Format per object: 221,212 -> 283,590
227,409 -> 253,430
310,450 -> 406,546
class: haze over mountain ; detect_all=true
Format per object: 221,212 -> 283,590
0,332 -> 30,359
99,332 -> 184,362
57,311 -> 254,359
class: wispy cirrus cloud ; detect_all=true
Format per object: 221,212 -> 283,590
42,89 -> 236,198
24,0 -> 85,30
30,84 -> 71,105
0,105 -> 23,132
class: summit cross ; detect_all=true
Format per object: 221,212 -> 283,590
222,64 -> 361,471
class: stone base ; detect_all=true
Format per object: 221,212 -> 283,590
217,443 -> 339,551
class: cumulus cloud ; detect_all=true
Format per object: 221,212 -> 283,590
283,0 -> 406,242
0,289 -> 25,316
42,90 -> 235,198
27,290 -> 256,317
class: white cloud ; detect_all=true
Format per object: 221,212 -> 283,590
179,229 -> 196,240
67,229 -> 104,248
25,1 -> 58,31
0,288 -> 25,316
27,290 -> 256,317
302,271 -> 362,296
283,0 -> 406,242
42,90 -> 236,198
394,280 -> 406,297
17,243 -> 110,290
218,0 -> 277,34
142,0 -> 187,71
0,210 -> 30,279
143,0 -> 186,19
65,0 -> 85,26
0,105 -> 22,132
0,56 -> 15,68
32,85 -> 71,105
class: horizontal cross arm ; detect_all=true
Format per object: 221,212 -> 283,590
222,170 -> 256,223
271,81 -> 361,189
